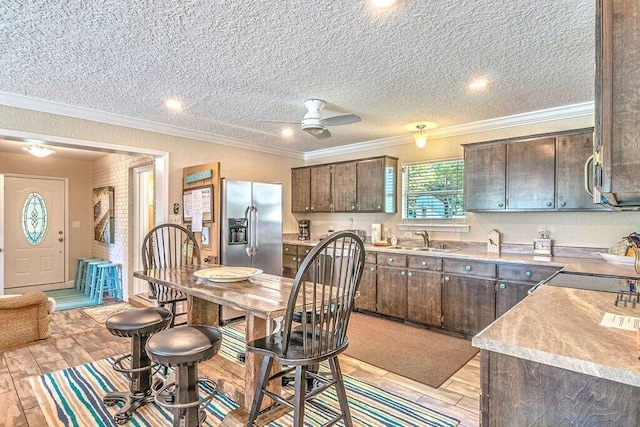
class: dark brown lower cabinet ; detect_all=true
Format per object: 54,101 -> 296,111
442,274 -> 495,335
406,269 -> 442,326
481,351 -> 640,426
376,265 -> 407,319
494,281 -> 535,319
355,263 -> 377,312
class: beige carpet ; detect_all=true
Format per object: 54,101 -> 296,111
345,313 -> 478,388
81,302 -> 132,324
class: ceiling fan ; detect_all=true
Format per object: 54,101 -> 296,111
261,99 -> 361,139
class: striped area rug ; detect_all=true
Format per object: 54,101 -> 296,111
30,326 -> 459,427
45,288 -> 101,311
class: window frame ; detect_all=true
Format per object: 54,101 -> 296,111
401,157 -> 466,222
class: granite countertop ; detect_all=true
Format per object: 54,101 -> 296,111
472,285 -> 640,387
284,238 -> 640,277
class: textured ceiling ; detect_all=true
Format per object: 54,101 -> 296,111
0,0 -> 595,155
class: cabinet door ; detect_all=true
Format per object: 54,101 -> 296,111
282,245 -> 299,279
332,162 -> 357,212
310,165 -> 332,212
291,167 -> 310,213
355,263 -> 377,312
357,158 -> 386,212
407,270 -> 442,326
464,144 -> 506,210
507,137 -> 556,209
442,274 -> 496,335
556,131 -> 603,210
376,265 -> 407,319
495,281 -> 534,319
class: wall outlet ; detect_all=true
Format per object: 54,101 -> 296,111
168,215 -> 182,224
328,225 -> 335,232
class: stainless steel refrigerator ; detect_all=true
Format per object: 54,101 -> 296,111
220,179 -> 283,322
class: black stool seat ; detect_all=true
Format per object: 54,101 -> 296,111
146,326 -> 222,366
106,307 -> 174,337
146,325 -> 222,427
103,307 -> 173,425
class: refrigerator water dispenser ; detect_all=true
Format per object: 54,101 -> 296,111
228,218 -> 248,244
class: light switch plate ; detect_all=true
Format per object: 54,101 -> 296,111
168,215 -> 182,225
72,221 -> 80,228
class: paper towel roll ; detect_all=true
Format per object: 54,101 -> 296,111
371,223 -> 382,243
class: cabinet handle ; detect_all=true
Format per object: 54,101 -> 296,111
377,205 -> 382,210
498,203 -> 504,207
465,265 -> 471,271
284,247 -> 289,252
351,205 -> 356,211
310,206 -> 315,211
525,271 -> 532,278
421,261 -> 427,266
292,256 -> 297,262
388,258 -> 393,264
444,276 -> 450,282
560,201 -> 566,207
407,272 -> 413,277
401,271 -> 406,276
546,202 -> 552,207
305,206 -> 310,211
369,266 -> 376,272
499,283 -> 506,290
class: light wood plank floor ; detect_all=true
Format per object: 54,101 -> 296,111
0,303 -> 480,426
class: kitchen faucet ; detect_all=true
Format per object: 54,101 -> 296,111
415,230 -> 430,248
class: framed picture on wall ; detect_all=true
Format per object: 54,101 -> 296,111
93,186 -> 115,243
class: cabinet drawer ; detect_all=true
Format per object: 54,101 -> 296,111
408,255 -> 442,271
365,252 -> 377,264
282,254 -> 299,269
498,264 -> 560,283
443,259 -> 496,278
298,245 -> 312,260
377,253 -> 407,267
283,244 -> 297,254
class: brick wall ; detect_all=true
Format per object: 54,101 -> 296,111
92,154 -> 153,300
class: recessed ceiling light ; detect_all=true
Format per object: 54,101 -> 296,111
23,145 -> 56,158
281,128 -> 294,138
164,98 -> 183,111
372,0 -> 396,7
469,79 -> 490,90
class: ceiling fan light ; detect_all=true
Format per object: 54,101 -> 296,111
23,145 -> 56,158
413,124 -> 427,148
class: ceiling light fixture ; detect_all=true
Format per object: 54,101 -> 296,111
281,128 -> 294,137
23,145 -> 56,158
372,0 -> 396,7
469,79 -> 489,90
164,98 -> 183,111
413,124 -> 427,148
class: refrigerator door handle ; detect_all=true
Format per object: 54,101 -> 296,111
253,205 -> 259,253
246,205 -> 258,257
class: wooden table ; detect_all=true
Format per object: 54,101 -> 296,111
133,265 -> 297,425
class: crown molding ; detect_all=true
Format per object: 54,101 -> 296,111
305,101 -> 595,160
1,91 -> 593,162
0,91 -> 304,160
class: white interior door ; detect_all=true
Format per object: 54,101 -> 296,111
133,165 -> 155,296
4,176 -> 66,291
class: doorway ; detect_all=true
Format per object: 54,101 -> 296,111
132,165 -> 155,297
1,175 -> 67,294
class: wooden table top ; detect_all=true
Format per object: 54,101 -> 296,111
134,264 -> 298,320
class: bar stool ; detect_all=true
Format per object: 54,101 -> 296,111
85,260 -> 109,299
146,325 -> 222,427
103,307 -> 173,424
75,257 -> 101,292
95,263 -> 123,303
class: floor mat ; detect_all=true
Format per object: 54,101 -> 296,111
45,288 -> 101,311
82,302 -> 133,324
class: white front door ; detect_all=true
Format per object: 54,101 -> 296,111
4,176 -> 66,291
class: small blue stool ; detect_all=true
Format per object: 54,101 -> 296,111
95,263 -> 123,303
85,260 -> 109,298
75,257 -> 100,292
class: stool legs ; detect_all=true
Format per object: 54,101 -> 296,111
103,334 -> 162,424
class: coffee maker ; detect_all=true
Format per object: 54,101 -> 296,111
298,219 -> 311,240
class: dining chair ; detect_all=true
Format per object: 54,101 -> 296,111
246,230 -> 366,427
141,223 -> 201,327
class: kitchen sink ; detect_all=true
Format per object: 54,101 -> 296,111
385,246 -> 458,253
412,247 -> 459,253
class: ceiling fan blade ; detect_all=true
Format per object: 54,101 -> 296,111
313,128 -> 332,139
259,120 -> 300,125
322,113 -> 361,126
